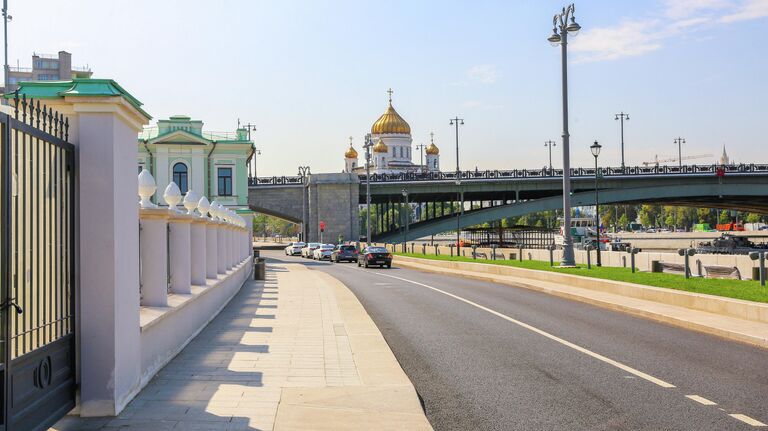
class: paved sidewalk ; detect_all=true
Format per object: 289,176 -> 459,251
53,262 -> 431,431
395,257 -> 768,349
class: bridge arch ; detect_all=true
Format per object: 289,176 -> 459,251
374,182 -> 768,243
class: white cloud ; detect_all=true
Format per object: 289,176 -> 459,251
663,0 -> 730,18
571,0 -> 767,63
721,0 -> 768,22
466,64 -> 501,84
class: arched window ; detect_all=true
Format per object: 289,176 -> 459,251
172,162 -> 188,194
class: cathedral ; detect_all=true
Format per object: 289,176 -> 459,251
344,90 -> 440,174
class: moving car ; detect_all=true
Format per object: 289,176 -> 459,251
331,245 -> 358,263
284,242 -> 306,256
301,243 -> 321,258
312,244 -> 335,260
357,246 -> 392,268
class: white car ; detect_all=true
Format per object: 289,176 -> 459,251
312,244 -> 335,260
284,242 -> 306,256
301,243 -> 322,258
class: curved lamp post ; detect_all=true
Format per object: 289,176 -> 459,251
590,140 -> 602,267
401,188 -> 409,249
364,134 -> 373,243
547,3 -> 581,267
615,112 -> 629,169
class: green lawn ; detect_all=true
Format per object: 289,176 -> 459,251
394,252 -> 768,303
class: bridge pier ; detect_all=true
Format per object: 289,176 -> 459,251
306,173 -> 360,243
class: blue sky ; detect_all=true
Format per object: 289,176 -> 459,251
5,0 -> 768,175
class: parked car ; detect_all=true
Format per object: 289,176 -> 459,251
312,244 -> 335,260
284,242 -> 306,256
357,246 -> 392,268
301,243 -> 321,258
331,245 -> 358,263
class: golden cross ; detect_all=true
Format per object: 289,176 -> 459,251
430,131 -> 435,143
348,136 -> 353,146
387,88 -> 393,104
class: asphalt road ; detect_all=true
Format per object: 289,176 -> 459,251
264,251 -> 768,431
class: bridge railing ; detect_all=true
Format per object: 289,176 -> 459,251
248,163 -> 768,186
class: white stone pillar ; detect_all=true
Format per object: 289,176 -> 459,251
217,221 -> 227,274
41,88 -> 151,416
190,219 -> 207,285
168,213 -> 193,294
226,225 -> 234,269
204,223 -> 217,279
140,210 -> 170,306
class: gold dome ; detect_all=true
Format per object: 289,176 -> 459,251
345,146 -> 358,158
426,142 -> 439,155
373,138 -> 389,153
371,92 -> 411,135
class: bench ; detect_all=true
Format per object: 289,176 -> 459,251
652,261 -> 690,277
473,252 -> 488,259
703,265 -> 741,280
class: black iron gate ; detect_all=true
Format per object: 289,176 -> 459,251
1,94 -> 76,431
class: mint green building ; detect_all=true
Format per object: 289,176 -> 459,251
138,115 -> 256,209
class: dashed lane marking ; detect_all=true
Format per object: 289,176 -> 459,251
686,395 -> 717,406
729,414 -> 767,427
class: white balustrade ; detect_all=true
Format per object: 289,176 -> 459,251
139,210 -> 170,306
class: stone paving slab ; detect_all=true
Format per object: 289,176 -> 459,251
52,262 -> 431,431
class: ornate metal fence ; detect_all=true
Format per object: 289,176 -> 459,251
1,93 -> 76,430
249,163 -> 768,186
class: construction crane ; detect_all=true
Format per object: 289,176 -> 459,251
642,153 -> 713,167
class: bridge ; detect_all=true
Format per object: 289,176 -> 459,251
248,164 -> 768,243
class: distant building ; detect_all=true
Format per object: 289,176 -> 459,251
343,89 -> 441,174
4,50 -> 92,92
720,145 -> 730,165
138,115 -> 255,209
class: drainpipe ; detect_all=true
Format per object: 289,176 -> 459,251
207,141 -> 218,197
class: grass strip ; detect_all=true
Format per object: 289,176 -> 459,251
394,252 -> 768,304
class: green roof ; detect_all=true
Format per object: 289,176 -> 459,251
6,78 -> 151,119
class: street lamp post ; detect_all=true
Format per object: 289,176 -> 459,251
674,137 -> 686,168
239,121 -> 258,179
615,112 -> 629,170
545,140 -> 556,170
449,117 -> 464,255
415,143 -> 426,172
252,149 -> 261,179
2,0 -> 10,99
455,179 -> 462,255
364,133 -> 373,243
590,141 -> 602,267
401,188 -> 409,250
547,3 -> 581,267
297,166 -> 311,242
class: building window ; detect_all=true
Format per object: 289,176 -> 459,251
218,167 -> 233,196
38,74 -> 60,81
172,162 -> 189,194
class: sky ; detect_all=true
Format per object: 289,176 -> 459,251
5,0 -> 768,176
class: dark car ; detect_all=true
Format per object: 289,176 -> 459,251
331,245 -> 358,263
357,246 -> 392,268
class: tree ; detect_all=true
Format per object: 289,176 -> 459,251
746,213 -> 762,223
718,209 -> 731,224
617,213 -> 629,230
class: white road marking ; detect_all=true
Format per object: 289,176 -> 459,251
686,395 -> 717,406
368,270 -> 676,388
729,414 -> 767,427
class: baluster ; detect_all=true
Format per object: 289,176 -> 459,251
13,90 -> 19,118
35,100 -> 41,128
21,94 -> 27,123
